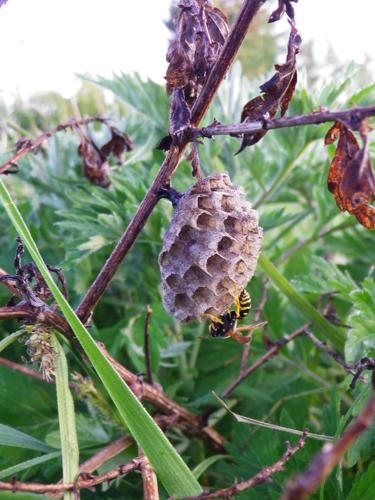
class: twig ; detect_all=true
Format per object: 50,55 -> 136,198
75,0 -> 268,325
0,356 -> 49,383
0,458 -> 141,494
185,433 -> 307,499
0,267 -> 21,296
304,329 -> 357,376
240,286 -> 268,372
0,304 -> 33,320
0,117 -> 108,175
144,305 -> 154,386
222,323 -> 311,397
196,104 -> 375,139
282,393 -> 375,500
79,436 -> 133,474
99,344 -> 225,452
139,448 -> 160,500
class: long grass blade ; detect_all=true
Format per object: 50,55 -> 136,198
0,178 -> 202,498
52,334 -> 79,500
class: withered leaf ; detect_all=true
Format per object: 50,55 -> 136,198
237,23 -> 301,153
101,127 -> 133,164
269,0 -> 298,23
164,0 -> 228,149
78,132 -> 111,189
326,121 -> 375,229
170,88 -> 192,142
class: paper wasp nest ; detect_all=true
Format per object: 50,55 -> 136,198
159,173 -> 263,322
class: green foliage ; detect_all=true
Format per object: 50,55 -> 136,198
0,60 -> 374,499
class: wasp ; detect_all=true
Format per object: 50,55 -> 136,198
204,289 -> 266,344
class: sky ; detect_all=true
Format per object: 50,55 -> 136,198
0,0 -> 374,103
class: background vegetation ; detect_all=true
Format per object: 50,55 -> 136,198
0,2 -> 374,498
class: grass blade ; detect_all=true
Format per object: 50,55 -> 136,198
0,178 -> 202,498
0,424 -> 56,453
0,451 -> 60,480
52,334 -> 79,500
258,254 -> 345,351
0,329 -> 26,354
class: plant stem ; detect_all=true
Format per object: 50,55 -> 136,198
76,0 -> 269,325
196,104 -> 375,138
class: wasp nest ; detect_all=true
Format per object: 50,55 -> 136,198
159,173 -> 263,322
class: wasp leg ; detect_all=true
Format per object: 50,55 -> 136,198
202,313 -> 224,324
227,329 -> 252,344
235,321 -> 267,333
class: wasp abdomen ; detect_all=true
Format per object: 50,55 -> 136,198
239,290 -> 251,318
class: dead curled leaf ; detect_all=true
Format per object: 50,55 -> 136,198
269,0 -> 299,23
101,127 -> 133,164
237,22 -> 301,153
326,121 -> 375,229
163,0 -> 229,147
78,132 -> 112,190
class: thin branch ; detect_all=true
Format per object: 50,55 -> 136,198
0,356 -> 49,383
304,328 -> 357,376
195,104 -> 375,139
222,323 -> 311,397
76,0 -> 268,325
185,433 -> 307,499
0,267 -> 21,296
79,436 -> 133,474
139,448 -> 160,500
99,344 -> 225,452
282,393 -> 375,500
0,304 -> 33,320
0,458 -> 141,494
0,117 -> 108,175
144,305 -> 154,386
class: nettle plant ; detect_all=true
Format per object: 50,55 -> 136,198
0,0 -> 375,499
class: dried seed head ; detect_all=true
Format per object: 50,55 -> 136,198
22,324 -> 57,381
159,173 -> 263,322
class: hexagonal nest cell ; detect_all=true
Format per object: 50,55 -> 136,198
159,172 -> 263,322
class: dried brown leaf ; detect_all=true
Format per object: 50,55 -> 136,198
326,121 -> 375,229
164,0 -> 228,148
78,133 -> 111,189
238,23 -> 301,152
269,0 -> 298,23
170,88 -> 192,141
101,127 -> 133,164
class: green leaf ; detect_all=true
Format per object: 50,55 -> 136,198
0,178 -> 202,498
0,451 -> 60,480
345,278 -> 375,363
89,73 -> 169,132
258,254 -> 345,350
0,424 -> 56,453
52,335 -> 79,500
347,462 -> 375,500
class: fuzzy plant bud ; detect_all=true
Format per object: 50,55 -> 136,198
159,172 -> 263,322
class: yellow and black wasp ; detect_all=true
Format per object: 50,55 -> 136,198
205,289 -> 266,344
